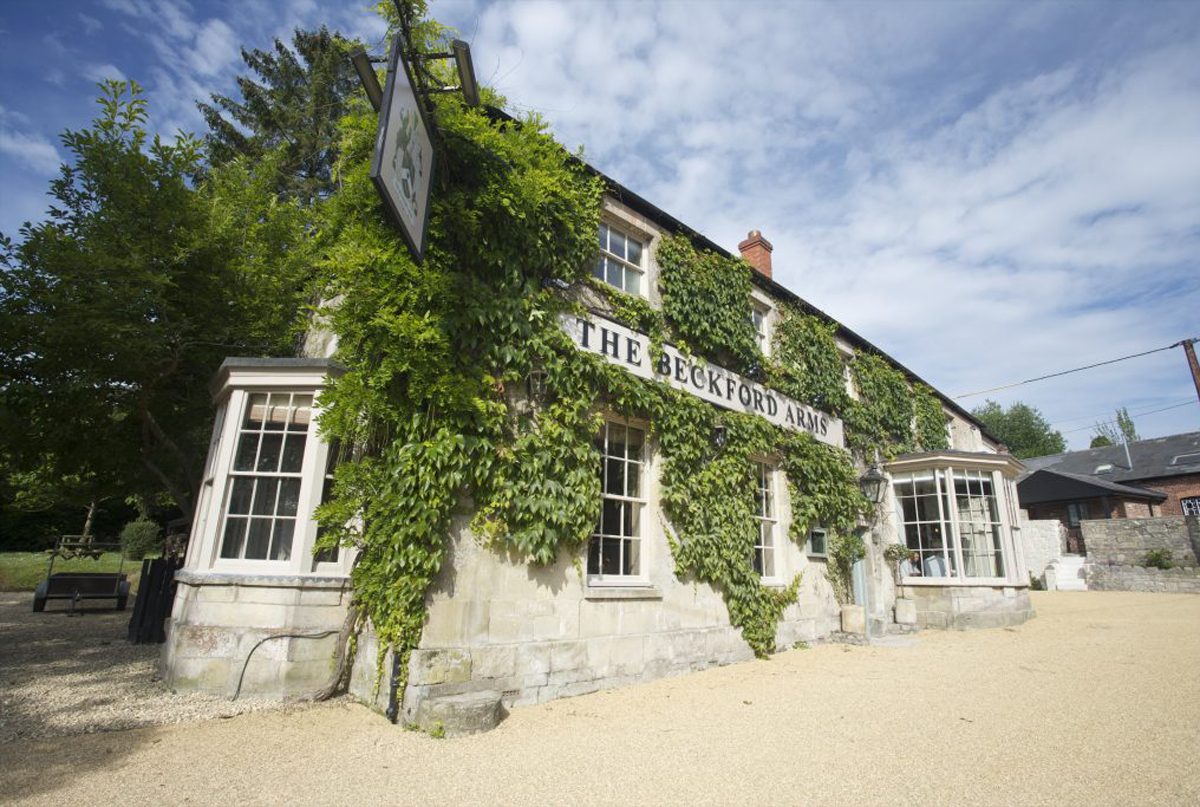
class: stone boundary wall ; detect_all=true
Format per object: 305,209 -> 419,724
1019,519 -> 1066,580
1081,516 -> 1200,568
1085,564 -> 1200,594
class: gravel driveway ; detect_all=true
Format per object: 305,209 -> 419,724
3,591 -> 1199,805
0,594 -> 286,743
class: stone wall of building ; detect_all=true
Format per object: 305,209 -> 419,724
902,585 -> 1034,630
1019,519 -> 1065,581
161,571 -> 351,698
1081,516 -> 1200,568
393,511 -> 845,724
1085,564 -> 1200,593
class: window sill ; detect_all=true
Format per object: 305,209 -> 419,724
176,568 -> 350,589
900,577 -> 1023,588
806,554 -> 829,562
584,584 -> 663,601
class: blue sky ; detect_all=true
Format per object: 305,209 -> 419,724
2,0 -> 1198,450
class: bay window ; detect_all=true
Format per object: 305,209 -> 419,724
892,465 -> 1015,581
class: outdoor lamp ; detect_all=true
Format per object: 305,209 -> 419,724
859,465 -> 888,505
451,39 -> 480,107
713,423 -> 728,448
350,49 -> 383,112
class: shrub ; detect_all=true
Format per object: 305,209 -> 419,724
1142,549 -> 1175,570
1029,573 -> 1046,591
120,517 -> 161,560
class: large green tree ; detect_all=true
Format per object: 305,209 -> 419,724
0,81 -> 313,525
198,26 -> 361,205
970,400 -> 1066,459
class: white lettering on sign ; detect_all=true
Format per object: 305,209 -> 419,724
562,313 -> 844,448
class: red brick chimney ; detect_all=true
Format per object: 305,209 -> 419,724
738,230 -> 773,279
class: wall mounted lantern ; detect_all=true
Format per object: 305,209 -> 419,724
859,465 -> 888,506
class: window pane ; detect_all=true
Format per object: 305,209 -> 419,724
277,477 -> 301,517
608,424 -> 626,458
623,538 -> 639,576
264,394 -> 290,431
626,460 -> 640,498
587,536 -> 602,575
626,238 -> 641,266
606,260 -> 622,289
606,458 -> 625,497
270,520 -> 294,561
288,395 -> 313,431
244,518 -> 272,559
244,393 -> 268,429
220,517 -> 247,558
592,257 -> 605,280
761,545 -> 774,578
625,270 -> 640,296
602,498 -> 621,536
257,433 -> 283,472
598,223 -> 608,249
281,434 -> 307,473
228,476 -> 254,515
252,478 -> 278,516
626,427 -> 643,462
233,434 -> 259,472
601,537 -> 621,575
609,230 -> 626,260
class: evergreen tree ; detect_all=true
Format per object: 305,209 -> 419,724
970,400 -> 1067,459
198,26 -> 361,205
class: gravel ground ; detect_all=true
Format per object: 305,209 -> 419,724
3,591 -> 1199,805
0,594 -> 290,743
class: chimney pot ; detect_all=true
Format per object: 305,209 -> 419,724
738,230 -> 773,279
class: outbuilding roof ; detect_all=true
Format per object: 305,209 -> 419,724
1017,468 -> 1167,507
1020,431 -> 1200,484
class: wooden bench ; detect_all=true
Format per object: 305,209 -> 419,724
33,540 -> 130,613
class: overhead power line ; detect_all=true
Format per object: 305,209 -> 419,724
1051,397 -> 1196,427
953,339 -> 1195,399
1059,400 -> 1198,435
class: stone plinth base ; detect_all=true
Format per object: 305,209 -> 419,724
906,585 -> 1033,630
161,570 -> 351,698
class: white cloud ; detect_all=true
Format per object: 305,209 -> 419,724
0,128 -> 61,176
189,19 -> 239,76
83,63 -> 128,84
79,13 -> 104,36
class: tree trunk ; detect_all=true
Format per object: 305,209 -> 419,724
81,501 -> 96,542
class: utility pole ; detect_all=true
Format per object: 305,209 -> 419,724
1184,338 -> 1200,411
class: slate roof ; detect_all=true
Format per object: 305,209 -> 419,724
1019,469 -> 1167,506
1019,431 -> 1200,484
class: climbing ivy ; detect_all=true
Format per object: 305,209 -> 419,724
310,3 -> 961,696
657,234 -> 763,375
913,383 -> 950,451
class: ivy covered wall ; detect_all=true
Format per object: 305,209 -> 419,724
309,8 -> 963,698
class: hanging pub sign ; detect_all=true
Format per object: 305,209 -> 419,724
563,312 -> 845,448
370,33 -> 436,265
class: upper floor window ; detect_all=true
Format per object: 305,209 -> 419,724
751,461 -> 777,579
594,222 -> 644,295
220,393 -> 312,561
751,302 -> 769,355
588,420 -> 645,582
1182,496 -> 1200,517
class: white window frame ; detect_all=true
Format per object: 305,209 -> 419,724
587,418 -> 649,586
751,460 -> 780,582
186,361 -> 349,578
892,466 -> 1015,585
750,296 -> 772,358
594,220 -> 646,297
1180,496 -> 1200,517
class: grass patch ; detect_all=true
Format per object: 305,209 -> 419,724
0,552 -> 147,592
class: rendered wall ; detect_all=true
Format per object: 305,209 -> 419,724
1020,518 -> 1066,580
